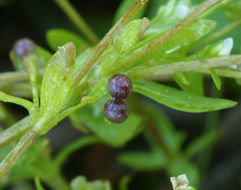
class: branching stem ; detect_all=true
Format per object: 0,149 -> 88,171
0,131 -> 38,181
127,55 -> 241,79
109,0 -> 223,73
71,0 -> 148,89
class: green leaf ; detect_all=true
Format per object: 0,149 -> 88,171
119,175 -> 131,190
161,19 -> 216,55
74,48 -> 93,73
46,28 -> 87,53
88,180 -> 111,190
113,0 -> 147,24
114,18 -> 150,53
36,42 -> 75,134
172,72 -> 203,96
210,69 -> 222,90
168,159 -> 200,187
35,177 -> 45,190
36,46 -> 52,68
70,176 -> 111,190
133,80 -> 236,113
145,103 -> 185,154
184,130 -> 220,158
71,176 -> 88,190
118,150 -> 167,171
70,98 -> 142,147
224,0 -> 241,21
192,38 -> 234,58
145,0 -> 194,36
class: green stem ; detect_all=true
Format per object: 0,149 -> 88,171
0,70 -> 44,83
0,130 -> 38,181
0,91 -> 34,114
54,0 -> 99,44
44,172 -> 70,190
109,0 -> 222,74
193,19 -> 241,50
71,0 -> 148,89
127,55 -> 241,79
24,56 -> 39,108
54,136 -> 100,166
0,116 -> 31,148
1,83 -> 32,98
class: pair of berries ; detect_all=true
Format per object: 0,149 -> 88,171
104,74 -> 133,123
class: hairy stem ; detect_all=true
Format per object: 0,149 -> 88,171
54,0 -> 99,44
24,57 -> 39,108
127,55 -> 241,79
0,91 -> 34,113
0,131 -> 38,181
109,0 -> 222,73
71,0 -> 148,89
0,70 -> 44,83
0,116 -> 31,148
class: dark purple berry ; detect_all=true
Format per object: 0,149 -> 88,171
13,38 -> 36,58
108,74 -> 132,99
104,98 -> 129,123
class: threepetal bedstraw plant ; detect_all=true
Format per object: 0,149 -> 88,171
0,0 -> 240,186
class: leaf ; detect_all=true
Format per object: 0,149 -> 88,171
36,46 -> 52,68
46,28 -> 87,53
119,175 -> 131,190
184,130 -> 220,159
168,159 -> 200,187
0,138 -> 51,186
70,176 -> 88,190
113,0 -> 147,24
172,72 -> 203,96
118,150 -> 167,171
224,0 -> 241,21
70,98 -> 142,147
35,177 -> 45,190
38,42 -> 75,124
74,48 -> 93,73
161,19 -> 216,55
145,0 -> 194,37
145,103 -> 185,154
133,80 -> 236,113
70,176 -> 111,190
210,69 -> 222,90
114,18 -> 150,53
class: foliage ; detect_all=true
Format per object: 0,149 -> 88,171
0,0 -> 240,189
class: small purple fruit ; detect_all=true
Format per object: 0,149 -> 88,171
108,74 -> 132,99
104,98 -> 129,123
13,38 -> 36,58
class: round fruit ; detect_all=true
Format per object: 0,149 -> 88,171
13,38 -> 36,58
104,98 -> 129,123
108,74 -> 132,99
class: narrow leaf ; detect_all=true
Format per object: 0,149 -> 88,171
210,68 -> 222,90
133,80 -> 236,113
46,29 -> 87,53
118,151 -> 166,171
184,130 -> 220,159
